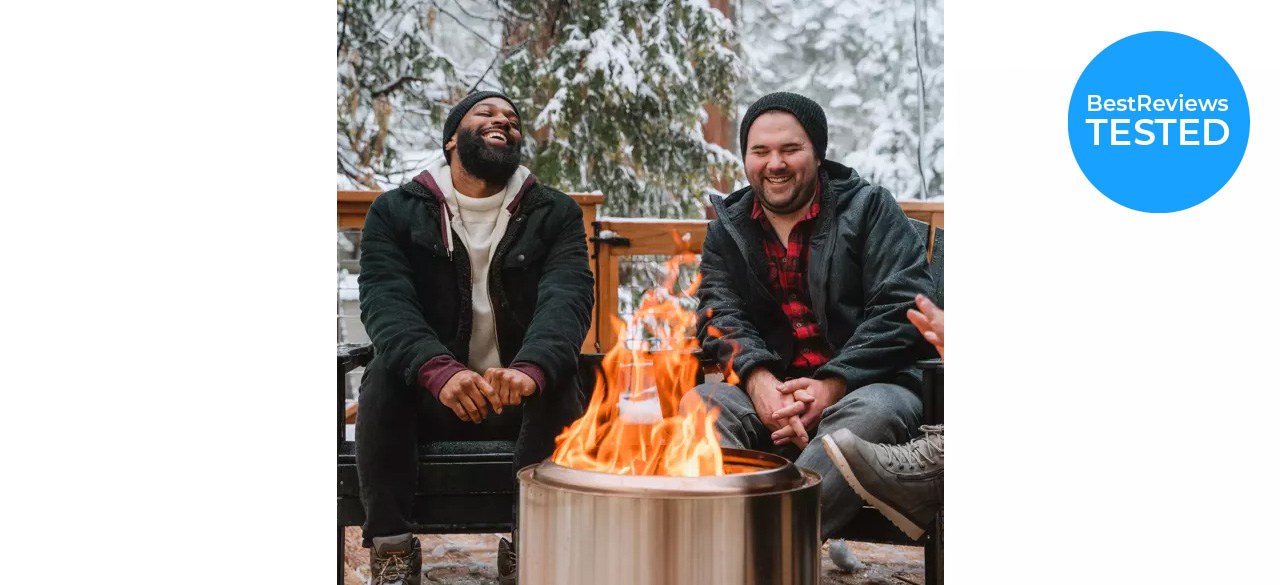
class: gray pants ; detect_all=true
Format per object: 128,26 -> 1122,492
687,381 -> 923,539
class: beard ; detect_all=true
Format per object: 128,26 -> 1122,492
456,126 -> 522,185
752,174 -> 817,215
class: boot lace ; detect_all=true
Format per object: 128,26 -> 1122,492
882,424 -> 944,468
376,552 -> 413,583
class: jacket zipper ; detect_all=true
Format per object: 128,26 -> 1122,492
490,211 -> 531,364
453,230 -> 473,365
808,182 -> 837,341
712,197 -> 779,304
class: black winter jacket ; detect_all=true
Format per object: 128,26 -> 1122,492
357,172 -> 595,394
697,160 -> 933,392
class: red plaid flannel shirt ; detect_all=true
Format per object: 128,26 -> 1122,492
750,186 -> 833,373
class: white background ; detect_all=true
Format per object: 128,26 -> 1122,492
2,1 -> 1276,583
949,1 -> 1280,582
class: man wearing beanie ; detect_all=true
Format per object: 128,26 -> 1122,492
355,91 -> 594,585
687,92 -> 935,549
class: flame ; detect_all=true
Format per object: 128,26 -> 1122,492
552,235 -> 732,476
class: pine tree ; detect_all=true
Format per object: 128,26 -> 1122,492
500,0 -> 743,218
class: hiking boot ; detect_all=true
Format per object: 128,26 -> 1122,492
821,425 -> 944,540
369,533 -> 422,585
497,536 -> 518,585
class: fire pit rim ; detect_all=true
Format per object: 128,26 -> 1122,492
522,448 -> 819,498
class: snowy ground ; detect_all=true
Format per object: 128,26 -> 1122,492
342,528 -> 925,585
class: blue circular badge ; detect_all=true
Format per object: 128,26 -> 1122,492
1068,31 -> 1249,213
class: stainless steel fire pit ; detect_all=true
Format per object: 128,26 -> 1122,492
517,448 -> 821,585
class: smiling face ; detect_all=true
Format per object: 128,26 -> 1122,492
744,111 -> 819,216
446,97 -> 523,184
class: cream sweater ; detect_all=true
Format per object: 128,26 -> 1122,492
425,159 -> 531,372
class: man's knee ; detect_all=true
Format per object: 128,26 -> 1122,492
845,382 -> 922,415
680,382 -> 746,413
822,382 -> 922,440
356,358 -> 415,416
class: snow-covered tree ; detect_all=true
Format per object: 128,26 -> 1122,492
738,0 -> 943,198
500,0 -> 742,218
337,0 -> 504,189
338,0 -> 743,219
338,0 -> 941,208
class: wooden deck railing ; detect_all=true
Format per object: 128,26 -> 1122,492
338,190 -> 942,353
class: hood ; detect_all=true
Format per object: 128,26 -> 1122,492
411,159 -> 536,257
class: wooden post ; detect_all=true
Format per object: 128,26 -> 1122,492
599,253 -> 622,352
897,201 -> 943,261
591,218 -> 710,353
704,0 -> 736,215
569,193 -> 605,353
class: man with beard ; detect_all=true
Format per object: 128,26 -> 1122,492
355,91 -> 594,585
686,92 -> 934,553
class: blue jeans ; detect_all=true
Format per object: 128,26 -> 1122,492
686,381 -> 922,539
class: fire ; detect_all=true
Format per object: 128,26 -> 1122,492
552,236 -> 739,476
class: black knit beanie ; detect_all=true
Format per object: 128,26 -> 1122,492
738,92 -> 828,160
442,90 -> 520,159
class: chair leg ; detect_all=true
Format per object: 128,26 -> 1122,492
924,512 -> 943,585
338,525 -> 345,585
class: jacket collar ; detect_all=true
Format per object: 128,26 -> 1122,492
404,161 -> 543,256
408,162 -> 542,216
707,159 -> 863,283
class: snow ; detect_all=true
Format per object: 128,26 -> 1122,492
338,0 -> 943,204
338,269 -> 360,301
739,0 -> 944,199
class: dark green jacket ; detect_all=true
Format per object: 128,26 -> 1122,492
358,171 -> 595,395
697,160 -> 933,391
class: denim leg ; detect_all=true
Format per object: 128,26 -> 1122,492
793,382 -> 924,539
682,382 -> 772,451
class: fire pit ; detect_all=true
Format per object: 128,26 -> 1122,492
517,448 -> 821,585
518,243 -> 820,583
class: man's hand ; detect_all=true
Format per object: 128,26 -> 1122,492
745,368 -> 812,448
907,293 -> 944,360
484,367 -> 537,409
438,370 -> 501,423
769,377 -> 848,447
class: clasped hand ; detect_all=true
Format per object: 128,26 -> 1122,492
746,369 -> 846,449
438,368 -> 536,423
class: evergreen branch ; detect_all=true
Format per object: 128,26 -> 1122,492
465,38 -> 527,92
434,3 -> 503,50
337,154 -> 378,190
447,0 -> 504,23
370,76 -> 431,98
467,50 -> 503,92
337,1 -> 350,58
